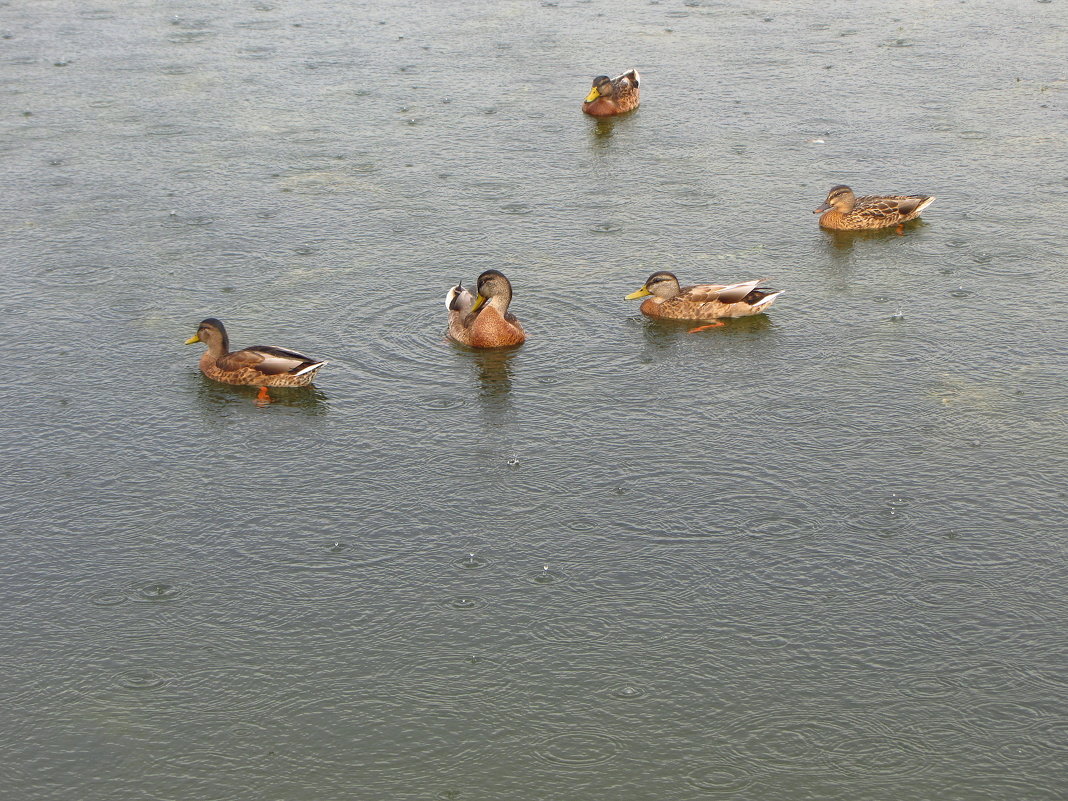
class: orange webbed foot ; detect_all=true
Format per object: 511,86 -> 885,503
895,224 -> 905,235
688,322 -> 725,333
255,386 -> 272,405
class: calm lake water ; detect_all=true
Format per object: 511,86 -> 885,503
2,0 -> 1066,798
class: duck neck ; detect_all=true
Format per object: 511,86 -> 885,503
207,331 -> 230,358
486,294 -> 511,315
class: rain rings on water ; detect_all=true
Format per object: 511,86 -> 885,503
383,653 -> 514,704
455,553 -> 488,570
684,762 -> 755,794
529,613 -> 617,645
528,565 -> 567,585
531,729 -> 622,766
440,595 -> 484,611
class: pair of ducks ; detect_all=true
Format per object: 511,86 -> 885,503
442,270 -> 780,348
184,270 -> 784,388
583,71 -> 935,231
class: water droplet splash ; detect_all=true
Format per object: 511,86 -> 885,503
445,596 -> 481,610
531,565 -> 567,585
136,583 -> 181,602
457,553 -> 487,570
611,684 -> 647,700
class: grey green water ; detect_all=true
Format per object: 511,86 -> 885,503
2,0 -> 1067,799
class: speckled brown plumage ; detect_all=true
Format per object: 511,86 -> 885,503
185,318 -> 326,387
445,271 -> 526,348
625,272 -> 782,321
582,69 -> 640,117
815,185 -> 935,230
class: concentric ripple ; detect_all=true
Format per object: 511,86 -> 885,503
323,291 -> 457,391
685,763 -> 755,794
748,549 -> 907,603
238,532 -> 431,571
455,553 -> 488,570
88,588 -> 128,607
738,513 -> 823,541
911,531 -> 1029,571
529,613 -> 616,644
607,684 -> 647,701
842,507 -> 915,539
944,775 -> 1063,800
385,653 -> 512,703
823,732 -> 930,778
583,554 -> 709,605
966,701 -> 1044,731
112,669 -> 168,691
528,566 -> 568,585
895,573 -> 1000,612
132,583 -> 182,602
440,595 -> 484,610
892,671 -> 963,700
531,730 -> 621,766
1034,720 -> 1068,752
994,739 -> 1060,768
721,712 -> 870,772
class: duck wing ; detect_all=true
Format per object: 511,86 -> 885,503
220,345 -> 325,376
445,283 -> 475,315
614,69 -> 640,90
855,195 -> 933,219
681,280 -> 763,304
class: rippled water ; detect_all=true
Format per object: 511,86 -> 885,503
2,0 -> 1066,799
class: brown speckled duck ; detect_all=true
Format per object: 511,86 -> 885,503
815,185 -> 935,230
625,272 -> 782,321
445,270 -> 526,348
185,318 -> 326,387
582,69 -> 640,117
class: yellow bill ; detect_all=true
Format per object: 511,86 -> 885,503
584,87 -> 600,103
184,334 -> 201,344
625,287 -> 651,300
470,294 -> 486,312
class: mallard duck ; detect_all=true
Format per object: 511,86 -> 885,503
185,318 -> 326,387
582,69 -> 640,117
445,270 -> 526,348
815,185 -> 935,230
625,272 -> 782,321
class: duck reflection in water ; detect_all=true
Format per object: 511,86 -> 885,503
590,117 -> 616,143
192,375 -> 329,413
821,217 -> 930,255
588,114 -> 638,157
471,347 -> 516,419
818,220 -> 930,286
635,314 -> 773,363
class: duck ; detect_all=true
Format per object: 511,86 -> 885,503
445,270 -> 526,348
185,318 -> 327,387
582,69 -> 640,117
625,272 -> 782,321
815,185 -> 935,230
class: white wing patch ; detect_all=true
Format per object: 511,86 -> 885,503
750,291 -> 782,309
292,361 -> 327,376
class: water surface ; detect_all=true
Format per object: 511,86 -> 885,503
2,0 -> 1066,799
